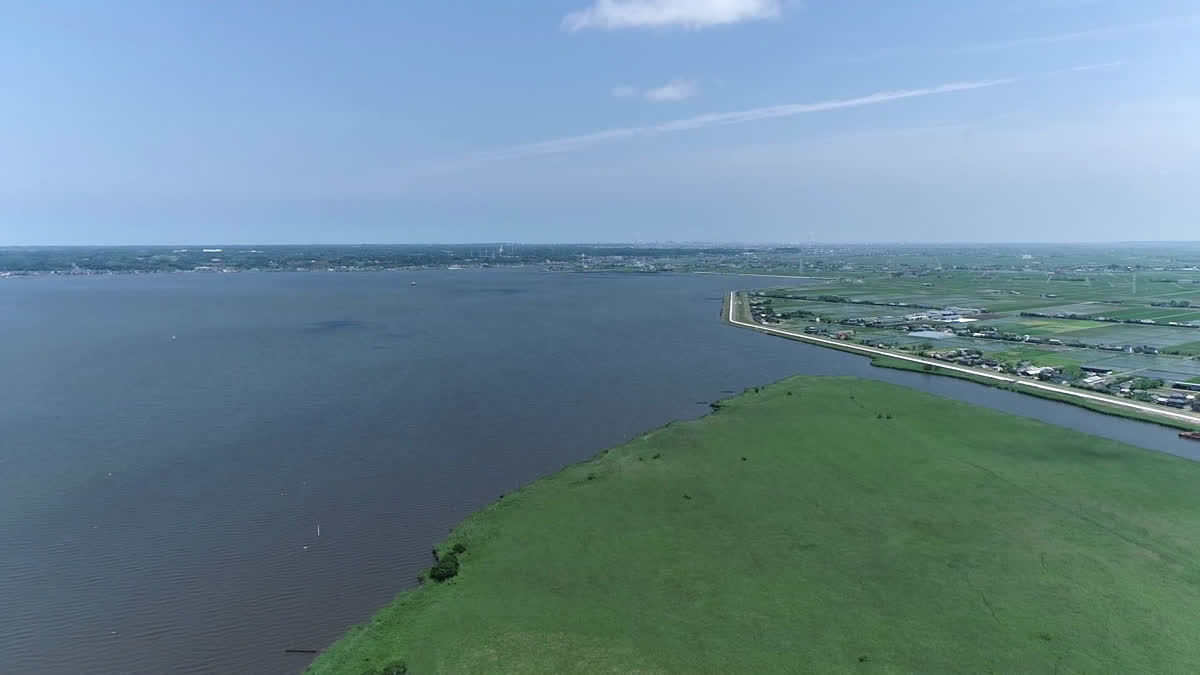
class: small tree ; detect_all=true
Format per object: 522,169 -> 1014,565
1130,377 -> 1164,390
429,553 -> 460,582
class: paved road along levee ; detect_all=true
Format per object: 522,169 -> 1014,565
726,291 -> 1200,428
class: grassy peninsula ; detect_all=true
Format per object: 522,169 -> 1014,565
310,377 -> 1200,674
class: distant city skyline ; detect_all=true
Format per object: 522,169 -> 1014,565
2,1 -> 1198,245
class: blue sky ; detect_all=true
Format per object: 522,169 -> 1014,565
2,0 -> 1197,244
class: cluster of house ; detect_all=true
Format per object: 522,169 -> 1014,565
839,308 -> 983,330
802,326 -> 855,340
1049,372 -> 1198,410
925,348 -> 1006,370
919,350 -> 1199,409
902,308 -> 982,322
923,348 -> 1076,381
1151,389 -> 1197,409
1033,366 -> 1193,406
839,315 -> 910,328
747,298 -> 783,325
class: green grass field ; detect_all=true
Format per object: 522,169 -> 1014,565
1168,341 -> 1200,356
309,377 -> 1200,674
1003,318 -> 1112,335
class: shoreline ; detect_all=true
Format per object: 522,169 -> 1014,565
307,375 -> 1200,672
304,385 -> 758,672
726,291 -> 1200,431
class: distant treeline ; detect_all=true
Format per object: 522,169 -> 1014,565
1019,311 -> 1197,328
757,293 -> 948,311
0,244 -> 748,274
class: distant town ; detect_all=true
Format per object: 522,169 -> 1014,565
0,243 -> 761,276
5,242 -> 1200,279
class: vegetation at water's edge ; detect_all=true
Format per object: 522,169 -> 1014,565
308,376 -> 1200,673
870,355 -> 1197,431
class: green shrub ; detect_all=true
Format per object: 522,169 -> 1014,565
429,553 -> 460,582
451,543 -> 467,555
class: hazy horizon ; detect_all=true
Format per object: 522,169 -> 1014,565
4,239 -> 1198,249
4,1 -> 1197,245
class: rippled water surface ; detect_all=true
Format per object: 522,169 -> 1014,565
0,269 -> 1192,674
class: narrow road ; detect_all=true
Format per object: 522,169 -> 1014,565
727,292 -> 1200,427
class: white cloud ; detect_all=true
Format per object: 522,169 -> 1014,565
611,85 -> 637,97
458,78 -> 1013,165
563,0 -> 782,32
644,79 -> 697,102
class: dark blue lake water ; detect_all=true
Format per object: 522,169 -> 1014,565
0,269 -> 1191,674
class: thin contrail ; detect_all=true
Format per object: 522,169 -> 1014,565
432,78 -> 1014,171
1067,61 -> 1123,72
838,14 -> 1198,64
955,14 -> 1197,53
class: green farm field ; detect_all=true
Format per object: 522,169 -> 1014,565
767,272 -> 1200,316
309,377 -> 1200,674
1171,341 -> 1200,356
984,346 -> 1091,368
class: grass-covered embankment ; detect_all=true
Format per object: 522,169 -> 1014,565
310,376 -> 1200,674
